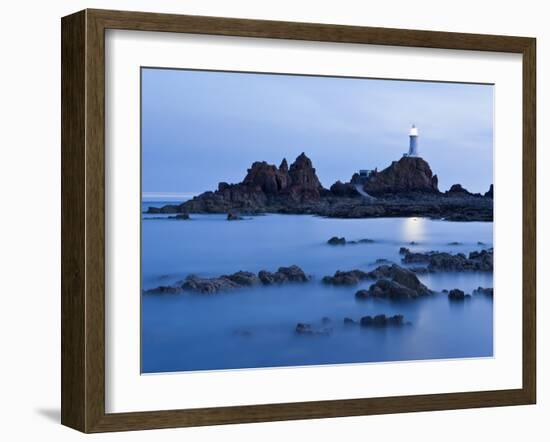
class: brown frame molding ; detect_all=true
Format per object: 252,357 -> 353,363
61,8 -> 536,433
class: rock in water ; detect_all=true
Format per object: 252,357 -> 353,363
295,323 -> 332,336
473,286 -> 494,297
144,286 -> 184,295
224,271 -> 260,286
277,265 -> 309,282
326,264 -> 431,299
401,248 -> 493,272
327,236 -> 346,245
360,314 -> 405,327
322,269 -> 370,286
227,212 -> 244,221
363,156 -> 439,196
448,289 -> 470,300
258,265 -> 309,285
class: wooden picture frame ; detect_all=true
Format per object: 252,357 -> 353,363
61,8 -> 536,433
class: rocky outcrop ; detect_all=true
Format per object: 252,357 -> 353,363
147,153 -> 492,221
448,288 -> 470,300
242,160 -> 291,194
288,153 -> 324,201
473,286 -> 494,297
326,237 -> 374,245
145,265 -> 309,295
258,265 -> 309,284
166,213 -> 191,220
227,212 -> 244,221
295,323 -> 332,336
401,248 -> 493,272
445,184 -> 479,197
484,184 -> 494,198
145,285 -> 184,295
327,236 -> 346,245
356,279 -> 423,299
322,269 -> 370,286
323,264 -> 431,299
360,314 -> 406,327
329,180 -> 360,197
362,157 -> 439,196
163,153 -> 325,214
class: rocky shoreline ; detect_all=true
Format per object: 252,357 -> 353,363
145,265 -> 309,295
146,153 -> 493,222
144,248 -> 493,298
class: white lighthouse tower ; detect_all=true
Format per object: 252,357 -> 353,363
407,124 -> 419,157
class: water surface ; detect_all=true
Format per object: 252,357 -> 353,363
141,205 -> 493,373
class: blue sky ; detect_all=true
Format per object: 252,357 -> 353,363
142,68 -> 493,196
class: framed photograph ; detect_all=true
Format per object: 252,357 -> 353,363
61,9 -> 536,433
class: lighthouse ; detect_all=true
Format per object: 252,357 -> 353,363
408,124 -> 419,157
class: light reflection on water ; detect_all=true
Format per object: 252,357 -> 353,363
402,217 -> 426,243
141,209 -> 493,373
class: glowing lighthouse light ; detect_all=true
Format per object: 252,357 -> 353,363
408,124 -> 419,157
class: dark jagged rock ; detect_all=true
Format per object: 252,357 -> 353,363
182,275 -> 241,294
448,288 -> 470,301
473,286 -> 494,297
401,248 -> 493,272
147,265 -> 308,294
258,265 -> 309,285
258,270 -> 287,285
147,153 -> 492,221
288,152 -> 324,197
327,236 -> 346,245
326,264 -> 431,298
484,184 -> 494,198
225,271 -> 260,286
322,269 -> 370,286
348,238 -> 375,244
363,157 -> 439,196
147,204 -> 179,214
360,314 -> 405,327
173,213 -> 190,220
369,279 -> 419,299
357,278 -> 425,300
227,212 -> 244,221
295,323 -> 332,336
327,236 -> 375,246
242,160 -> 291,195
399,247 -> 410,255
330,180 -> 360,197
144,285 -> 184,295
445,184 -> 480,197
343,317 -> 357,325
278,265 -> 309,282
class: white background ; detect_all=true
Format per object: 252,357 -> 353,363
0,0 -> 547,440
106,30 -> 522,413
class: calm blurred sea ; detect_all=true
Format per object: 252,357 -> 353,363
141,201 -> 493,373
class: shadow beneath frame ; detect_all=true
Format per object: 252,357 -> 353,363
35,408 -> 60,423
